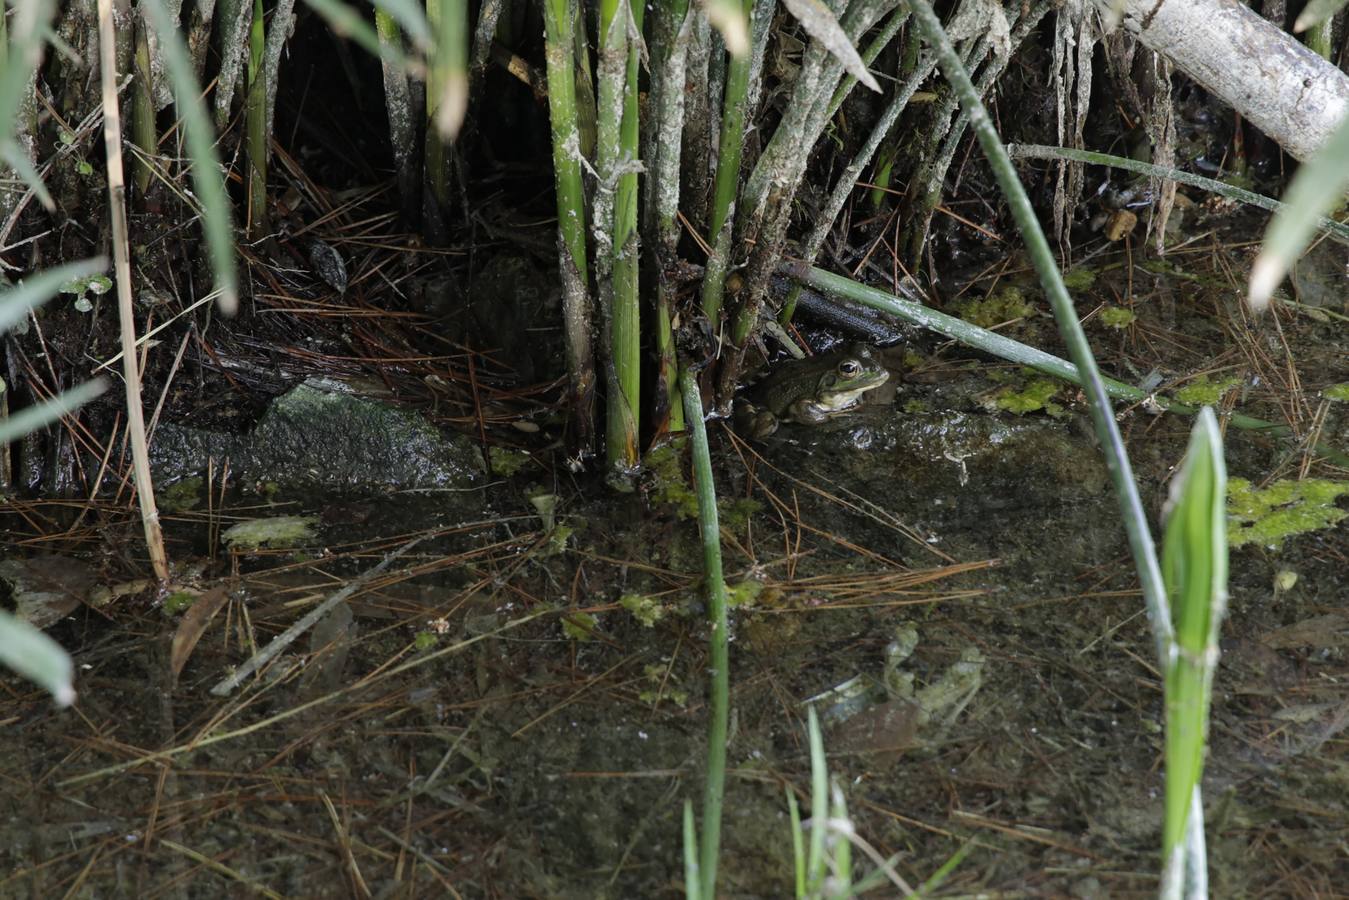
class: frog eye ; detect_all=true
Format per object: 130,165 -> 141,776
838,359 -> 861,376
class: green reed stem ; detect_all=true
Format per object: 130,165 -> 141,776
648,0 -> 692,434
245,0 -> 267,240
543,0 -> 596,454
700,0 -> 751,325
680,364 -> 729,899
609,0 -> 643,469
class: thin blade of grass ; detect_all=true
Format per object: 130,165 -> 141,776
141,0 -> 239,315
0,610 -> 75,706
0,258 -> 106,333
807,705 -> 827,890
372,0 -> 433,49
0,380 -> 107,444
304,0 -> 418,71
787,786 -> 805,897
680,365 -> 729,899
0,140 -> 54,211
683,800 -> 701,900
1293,0 -> 1349,31
1248,113 -> 1349,309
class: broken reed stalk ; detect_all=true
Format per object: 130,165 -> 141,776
97,0 -> 169,581
130,14 -> 155,195
542,0 -> 596,454
645,0 -> 694,434
246,0 -> 267,241
679,364 -> 729,899
699,0 -> 751,326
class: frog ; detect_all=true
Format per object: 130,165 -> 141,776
734,344 -> 890,438
806,625 -> 985,764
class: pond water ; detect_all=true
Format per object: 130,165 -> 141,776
2,236 -> 1346,897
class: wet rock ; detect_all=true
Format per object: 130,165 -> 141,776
151,378 -> 484,490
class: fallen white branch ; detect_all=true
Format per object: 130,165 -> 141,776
1100,0 -> 1349,161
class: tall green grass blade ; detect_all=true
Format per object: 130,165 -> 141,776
607,0 -> 643,469
0,610 -> 75,706
0,259 -> 107,333
542,0 -> 595,454
683,799 -> 701,900
806,705 -> 827,892
1293,0 -> 1348,31
680,365 -> 729,899
304,0 -> 416,70
0,379 -> 107,444
0,141 -> 53,211
787,786 -> 806,897
141,0 -> 239,315
892,1 -> 1178,666
372,0 -> 433,49
1248,113 -> 1349,309
1160,408 -> 1227,895
432,0 -> 468,140
700,0 -> 752,322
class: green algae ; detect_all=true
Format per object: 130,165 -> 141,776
1228,477 -> 1349,548
957,286 -> 1034,329
222,515 -> 319,550
620,592 -> 666,627
645,441 -> 698,520
162,591 -> 197,616
1175,376 -> 1241,406
996,378 -> 1066,417
159,477 -> 203,513
639,663 -> 688,708
1324,383 -> 1349,402
1099,306 -> 1136,329
490,446 -> 534,476
562,611 -> 598,641
1063,267 -> 1097,291
726,579 -> 764,607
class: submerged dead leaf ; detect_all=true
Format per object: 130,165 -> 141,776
170,585 -> 231,679
0,555 -> 96,628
